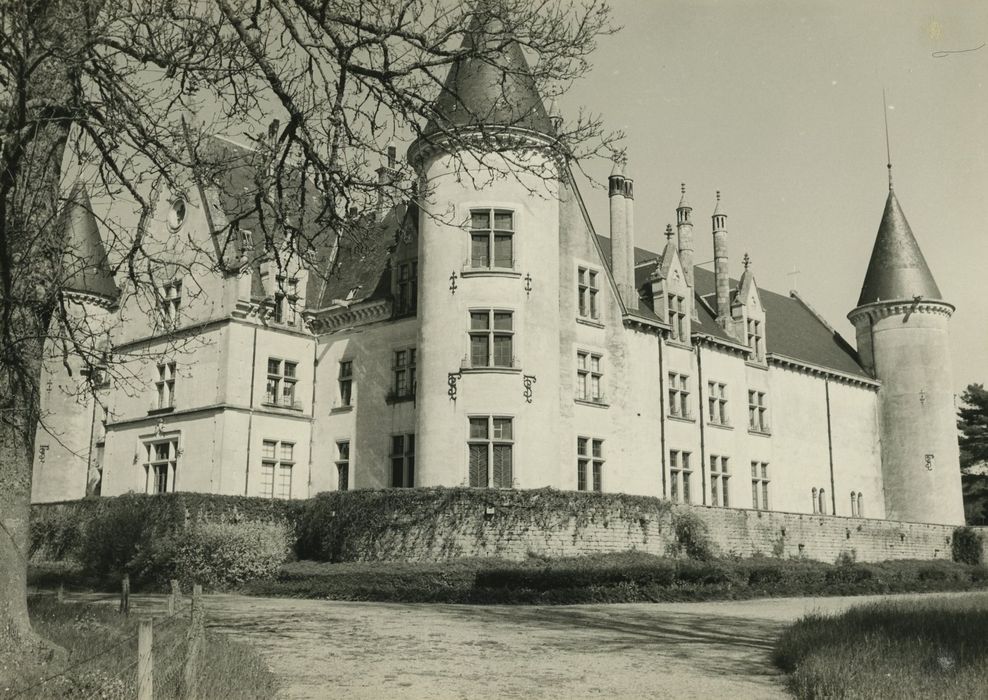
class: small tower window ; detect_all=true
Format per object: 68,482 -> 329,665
469,209 -> 514,269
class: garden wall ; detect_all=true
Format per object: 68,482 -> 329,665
30,489 -> 987,566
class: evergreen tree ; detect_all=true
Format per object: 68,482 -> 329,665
958,383 -> 988,469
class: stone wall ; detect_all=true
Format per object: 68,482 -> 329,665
382,502 -> 965,563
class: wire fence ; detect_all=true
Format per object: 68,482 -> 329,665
7,580 -> 206,700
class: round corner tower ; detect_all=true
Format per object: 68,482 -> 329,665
848,184 -> 964,525
406,13 -> 563,489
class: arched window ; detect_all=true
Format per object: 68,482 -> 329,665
857,493 -> 864,518
811,488 -> 818,513
850,491 -> 858,517
818,488 -> 826,515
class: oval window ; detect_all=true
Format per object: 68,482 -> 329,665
167,198 -> 187,230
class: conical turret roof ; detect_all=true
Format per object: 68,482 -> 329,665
423,11 -> 552,137
856,189 -> 941,306
61,182 -> 119,301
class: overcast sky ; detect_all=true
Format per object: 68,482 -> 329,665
563,0 -> 987,394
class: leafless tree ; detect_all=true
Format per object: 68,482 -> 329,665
0,0 -> 618,664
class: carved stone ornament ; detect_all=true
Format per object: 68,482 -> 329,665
523,375 -> 537,403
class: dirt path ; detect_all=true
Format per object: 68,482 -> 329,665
200,591 -> 980,700
75,591 -> 979,699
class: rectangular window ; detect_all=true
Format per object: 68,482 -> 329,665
469,209 -> 514,269
155,362 -> 177,409
576,351 -> 603,403
144,439 -> 178,494
747,319 -> 764,362
748,390 -> 769,432
667,294 -> 686,341
577,437 -> 604,492
336,440 -> 350,491
707,381 -> 729,426
266,358 -> 299,409
668,372 -> 691,419
338,360 -> 353,407
392,349 -> 417,399
396,261 -> 418,315
709,455 -> 730,507
669,449 -> 692,504
577,267 -> 600,320
260,439 -> 294,499
751,462 -> 770,510
160,280 -> 182,326
390,434 -> 415,487
468,416 -> 513,488
274,277 -> 299,325
469,310 -> 514,368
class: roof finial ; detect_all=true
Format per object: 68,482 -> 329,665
743,252 -> 751,270
665,224 -> 674,241
681,183 -> 686,195
883,88 -> 893,191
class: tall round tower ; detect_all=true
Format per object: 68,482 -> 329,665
407,14 -> 562,489
848,180 -> 963,525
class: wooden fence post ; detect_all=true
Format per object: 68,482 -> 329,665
137,617 -> 153,700
120,574 -> 130,616
182,584 -> 204,699
169,579 -> 180,616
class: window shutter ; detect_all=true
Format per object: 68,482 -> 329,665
469,444 -> 488,487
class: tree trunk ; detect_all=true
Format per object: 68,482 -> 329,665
0,332 -> 48,659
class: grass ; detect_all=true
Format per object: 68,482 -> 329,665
241,552 -> 988,604
1,596 -> 278,699
774,593 -> 988,699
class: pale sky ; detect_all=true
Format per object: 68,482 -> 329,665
563,0 -> 987,394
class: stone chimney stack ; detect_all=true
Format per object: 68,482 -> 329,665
623,175 -> 637,310
676,183 -> 694,288
609,160 -> 635,309
712,191 -> 731,326
376,145 -> 398,221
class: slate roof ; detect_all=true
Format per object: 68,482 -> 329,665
856,189 -> 942,306
596,234 -> 869,378
60,182 -> 119,301
307,204 -> 414,310
196,136 -> 335,301
423,13 -> 553,137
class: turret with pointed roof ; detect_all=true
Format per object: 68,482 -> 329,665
60,182 -> 119,304
856,188 -> 942,306
848,172 -> 962,525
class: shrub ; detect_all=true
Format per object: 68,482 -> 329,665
168,521 -> 292,590
668,511 -> 716,560
952,526 -> 984,566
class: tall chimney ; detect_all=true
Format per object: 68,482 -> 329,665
677,183 -> 694,288
376,145 -> 398,221
712,191 -> 731,325
623,176 -> 637,310
609,160 -> 633,309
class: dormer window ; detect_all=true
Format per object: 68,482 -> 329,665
667,293 -> 686,341
274,276 -> 299,325
160,280 -> 182,327
395,260 -> 418,316
470,209 -> 513,269
746,319 -> 764,361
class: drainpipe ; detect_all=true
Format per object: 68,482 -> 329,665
825,379 -> 836,515
307,340 -> 319,498
696,342 -> 707,505
658,336 -> 667,498
244,326 -> 258,495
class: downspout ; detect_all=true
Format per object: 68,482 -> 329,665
307,339 -> 319,498
696,342 -> 707,505
825,379 -> 837,514
658,336 -> 667,498
244,326 -> 258,495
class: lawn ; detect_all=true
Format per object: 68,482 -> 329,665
1,596 -> 278,699
774,593 -> 988,699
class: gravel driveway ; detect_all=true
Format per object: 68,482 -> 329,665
191,592 -> 971,700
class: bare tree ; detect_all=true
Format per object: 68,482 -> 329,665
0,0 -> 618,663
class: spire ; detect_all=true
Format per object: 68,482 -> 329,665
677,182 -> 690,210
60,182 -> 119,301
856,189 -> 942,306
883,88 -> 894,191
422,9 -> 552,137
713,190 -> 724,216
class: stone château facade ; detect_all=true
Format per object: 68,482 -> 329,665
32,17 -> 964,526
